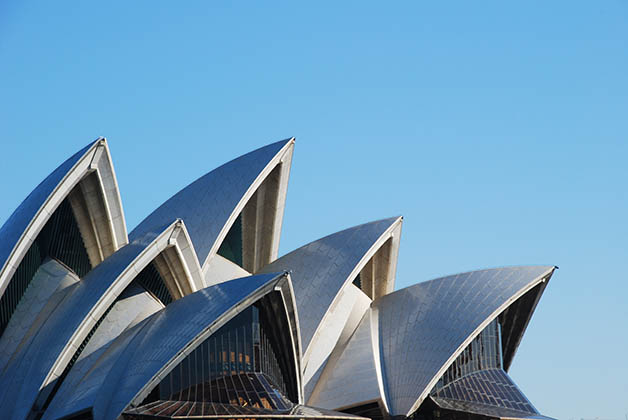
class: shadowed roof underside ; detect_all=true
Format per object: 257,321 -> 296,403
130,139 -> 293,273
257,217 -> 401,353
375,266 -> 556,416
42,272 -> 296,420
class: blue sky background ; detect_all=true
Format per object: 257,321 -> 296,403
1,2 -> 626,419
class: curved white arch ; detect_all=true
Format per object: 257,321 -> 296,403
405,269 -> 554,416
40,272 -> 300,420
308,266 -> 555,417
204,138 -> 295,280
371,266 -> 556,417
0,220 -> 203,419
0,138 -> 127,300
126,273 -> 302,411
43,220 -> 203,386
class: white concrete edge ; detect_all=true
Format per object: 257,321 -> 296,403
269,141 -> 294,262
0,138 -> 130,300
404,266 -> 557,417
306,305 -> 385,413
305,287 -> 369,405
276,273 -> 304,404
385,221 -> 403,295
369,305 -> 390,414
42,220 -> 192,388
127,272 -> 291,409
303,216 -> 403,364
93,138 -> 128,249
0,141 -> 100,299
201,139 -> 295,280
169,219 -> 204,293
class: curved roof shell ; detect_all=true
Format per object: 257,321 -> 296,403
257,217 -> 402,356
130,139 -> 294,276
430,368 -> 551,419
42,272 -> 299,420
0,138 -> 127,301
0,258 -> 80,375
376,266 -> 555,416
0,140 -> 559,420
308,308 -> 385,412
0,220 -> 202,420
309,266 -> 555,417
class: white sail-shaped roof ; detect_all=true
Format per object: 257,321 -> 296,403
42,272 -> 297,420
0,138 -> 127,302
309,266 -> 555,417
0,220 -> 202,420
130,139 -> 294,279
376,266 -> 555,416
257,217 -> 402,354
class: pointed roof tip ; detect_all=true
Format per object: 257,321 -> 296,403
129,138 -> 296,266
265,216 -> 402,270
355,215 -> 403,228
218,137 -> 294,168
392,265 -> 557,294
307,216 -> 402,245
263,137 -> 294,148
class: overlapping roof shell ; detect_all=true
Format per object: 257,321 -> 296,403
0,139 -> 557,420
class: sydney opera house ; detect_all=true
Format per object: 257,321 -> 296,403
0,139 -> 556,420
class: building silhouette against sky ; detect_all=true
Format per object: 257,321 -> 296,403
0,139 -> 556,420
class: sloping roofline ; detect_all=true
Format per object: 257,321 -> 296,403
399,266 -> 556,416
0,138 -> 127,298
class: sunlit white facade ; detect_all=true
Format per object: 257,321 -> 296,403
0,139 -> 555,420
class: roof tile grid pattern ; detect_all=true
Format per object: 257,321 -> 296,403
257,217 -> 399,352
125,400 -> 368,419
0,141 -> 95,276
0,258 -> 79,374
374,266 -> 553,416
41,311 -> 151,419
432,397 -> 555,420
433,369 -> 537,414
129,140 -> 291,267
45,284 -> 164,417
44,272 -> 283,420
0,228 -> 169,420
308,310 -> 381,410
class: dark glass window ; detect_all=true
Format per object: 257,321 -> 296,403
0,198 -> 91,338
151,301 -> 297,409
433,318 -> 503,390
424,318 -> 538,417
342,402 -> 383,420
352,273 -> 362,289
33,263 -> 172,417
217,214 -> 243,267
134,262 -> 173,305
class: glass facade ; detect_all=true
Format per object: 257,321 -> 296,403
417,318 -> 538,419
149,302 -> 296,409
134,262 -> 173,306
352,273 -> 362,289
433,319 -> 503,391
431,369 -> 536,414
342,402 -> 383,420
0,198 -> 91,338
217,214 -> 243,267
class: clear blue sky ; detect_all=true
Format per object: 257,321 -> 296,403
1,2 -> 626,419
